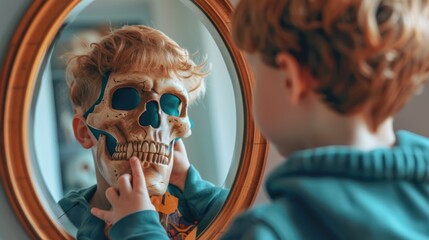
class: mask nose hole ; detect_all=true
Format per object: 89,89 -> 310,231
139,101 -> 160,128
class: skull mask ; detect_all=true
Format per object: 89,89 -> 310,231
85,72 -> 192,196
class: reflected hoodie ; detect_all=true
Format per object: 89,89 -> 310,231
59,165 -> 228,239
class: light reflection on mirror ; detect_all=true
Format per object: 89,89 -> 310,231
31,0 -> 243,234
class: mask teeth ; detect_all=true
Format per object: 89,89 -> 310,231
112,140 -> 169,165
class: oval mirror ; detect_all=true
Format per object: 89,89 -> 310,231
0,0 -> 268,239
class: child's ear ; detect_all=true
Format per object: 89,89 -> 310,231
276,52 -> 306,104
72,115 -> 94,149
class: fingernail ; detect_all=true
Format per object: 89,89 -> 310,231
131,156 -> 139,163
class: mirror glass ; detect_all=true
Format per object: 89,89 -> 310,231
30,0 -> 243,236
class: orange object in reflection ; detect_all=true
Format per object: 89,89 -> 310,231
151,192 -> 179,215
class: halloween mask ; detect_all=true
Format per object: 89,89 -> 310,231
85,72 -> 192,196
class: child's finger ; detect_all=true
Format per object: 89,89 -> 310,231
91,208 -> 113,224
118,173 -> 132,192
129,156 -> 146,191
105,187 -> 119,204
174,138 -> 184,150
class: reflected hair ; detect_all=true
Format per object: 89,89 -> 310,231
233,0 -> 429,131
66,25 -> 208,113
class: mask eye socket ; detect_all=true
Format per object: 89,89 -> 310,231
160,93 -> 181,117
112,87 -> 141,110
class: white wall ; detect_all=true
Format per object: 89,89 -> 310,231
34,66 -> 63,201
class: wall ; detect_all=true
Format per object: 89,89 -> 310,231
0,1 -> 32,238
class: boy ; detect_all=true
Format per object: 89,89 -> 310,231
59,25 -> 227,239
92,0 -> 429,239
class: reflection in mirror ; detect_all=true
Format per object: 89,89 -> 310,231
32,0 -> 243,238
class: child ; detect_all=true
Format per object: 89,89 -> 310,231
59,25 -> 227,239
223,0 -> 429,239
92,0 -> 429,239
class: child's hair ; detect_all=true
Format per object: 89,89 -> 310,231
66,25 -> 207,113
233,0 -> 429,131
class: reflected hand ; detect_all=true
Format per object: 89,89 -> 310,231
169,139 -> 190,192
91,157 -> 155,225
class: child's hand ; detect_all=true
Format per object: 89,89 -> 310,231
169,139 -> 190,191
91,156 -> 155,225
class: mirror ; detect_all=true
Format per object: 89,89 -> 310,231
34,0 -> 240,203
0,0 -> 268,239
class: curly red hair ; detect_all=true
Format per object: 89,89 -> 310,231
66,25 -> 207,113
233,0 -> 429,131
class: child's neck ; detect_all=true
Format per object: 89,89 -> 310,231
322,117 -> 395,150
90,172 -> 112,210
304,116 -> 395,152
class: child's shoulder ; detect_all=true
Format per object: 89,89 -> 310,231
58,185 -> 97,210
223,200 -> 328,239
396,130 -> 429,149
231,201 -> 302,236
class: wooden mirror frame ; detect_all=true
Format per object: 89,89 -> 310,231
0,0 -> 268,239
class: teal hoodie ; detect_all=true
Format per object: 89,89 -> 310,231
58,165 -> 228,239
221,131 -> 429,240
